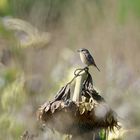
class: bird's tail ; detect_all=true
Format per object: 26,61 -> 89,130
95,65 -> 100,72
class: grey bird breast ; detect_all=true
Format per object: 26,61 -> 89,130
80,52 -> 92,66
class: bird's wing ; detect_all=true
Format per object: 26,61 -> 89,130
84,53 -> 100,71
84,53 -> 95,65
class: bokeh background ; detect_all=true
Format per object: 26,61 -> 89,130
0,0 -> 140,140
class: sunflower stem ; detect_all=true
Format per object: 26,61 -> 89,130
72,69 -> 87,102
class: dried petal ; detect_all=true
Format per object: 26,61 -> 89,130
51,101 -> 62,113
45,104 -> 51,112
85,102 -> 94,111
79,103 -> 85,114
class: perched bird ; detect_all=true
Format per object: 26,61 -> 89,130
77,48 -> 100,71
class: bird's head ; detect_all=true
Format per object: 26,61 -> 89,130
77,48 -> 89,54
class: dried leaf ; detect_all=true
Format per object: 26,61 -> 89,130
54,85 -> 71,102
83,73 -> 93,90
51,101 -> 62,113
39,102 -> 49,110
54,86 -> 67,101
62,84 -> 71,101
79,103 -> 85,114
81,96 -> 86,102
85,102 -> 94,111
60,101 -> 65,108
44,103 -> 51,112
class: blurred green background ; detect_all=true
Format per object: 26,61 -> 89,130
0,0 -> 140,140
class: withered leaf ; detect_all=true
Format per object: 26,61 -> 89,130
54,86 -> 67,101
64,100 -> 77,111
39,102 -> 49,111
62,84 -> 71,101
53,84 -> 71,102
45,103 -> 51,112
83,73 -> 93,90
79,103 -> 85,114
85,102 -> 94,111
51,101 -> 62,113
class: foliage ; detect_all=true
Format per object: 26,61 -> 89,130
1,71 -> 26,111
0,113 -> 24,140
0,0 -> 140,140
118,0 -> 140,23
0,68 -> 26,140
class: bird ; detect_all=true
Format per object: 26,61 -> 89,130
77,48 -> 100,71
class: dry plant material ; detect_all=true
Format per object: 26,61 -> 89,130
21,130 -> 37,140
37,68 -> 120,135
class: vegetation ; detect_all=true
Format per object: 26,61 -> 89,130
0,0 -> 140,140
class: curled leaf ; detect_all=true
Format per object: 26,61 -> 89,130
51,101 -> 62,113
54,85 -> 71,102
85,102 -> 94,111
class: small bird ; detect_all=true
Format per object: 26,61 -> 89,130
77,48 -> 100,71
